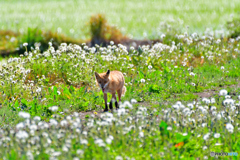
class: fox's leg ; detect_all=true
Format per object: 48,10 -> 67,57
117,89 -> 122,107
104,93 -> 108,112
110,93 -> 118,110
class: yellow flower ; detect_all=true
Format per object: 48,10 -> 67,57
94,112 -> 98,115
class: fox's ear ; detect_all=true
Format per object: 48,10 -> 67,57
106,70 -> 110,75
95,72 -> 100,79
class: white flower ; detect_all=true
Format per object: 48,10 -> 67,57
36,87 -> 41,93
16,130 -> 29,139
121,101 -> 133,109
202,123 -> 207,127
60,120 -> 68,127
148,65 -> 152,69
106,135 -> 114,144
80,139 -> 88,145
95,138 -> 105,147
23,43 -> 28,47
182,133 -> 188,136
48,42 -> 52,47
110,41 -> 114,45
221,66 -> 224,70
117,108 -> 126,116
215,143 -> 222,146
226,123 -> 234,133
202,146 -> 208,150
49,106 -> 58,112
216,114 -> 221,120
57,91 -> 61,95
203,133 -> 210,141
219,89 -> 228,96
214,133 -> 220,138
77,149 -> 84,155
130,99 -> 137,103
223,99 -> 234,106
33,116 -> 41,121
211,98 -> 216,103
49,119 -> 58,126
16,122 -> 25,130
18,111 -> 30,119
52,151 -> 61,157
140,79 -> 145,83
29,124 -> 37,131
189,72 -> 195,76
139,131 -> 144,138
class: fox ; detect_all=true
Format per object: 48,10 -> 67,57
95,69 -> 126,112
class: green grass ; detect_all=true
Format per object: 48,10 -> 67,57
0,1 -> 240,159
1,0 -> 240,39
0,32 -> 239,159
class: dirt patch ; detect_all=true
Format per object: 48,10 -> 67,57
194,90 -> 217,98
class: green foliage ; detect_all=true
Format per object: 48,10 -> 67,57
227,15 -> 240,38
89,14 -> 128,45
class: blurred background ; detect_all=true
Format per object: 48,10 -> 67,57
0,0 -> 240,55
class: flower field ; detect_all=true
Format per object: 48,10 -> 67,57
0,32 -> 240,159
1,0 -> 240,159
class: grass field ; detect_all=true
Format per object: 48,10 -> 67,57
1,0 -> 240,39
0,34 -> 240,159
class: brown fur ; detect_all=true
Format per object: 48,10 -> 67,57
95,70 -> 126,112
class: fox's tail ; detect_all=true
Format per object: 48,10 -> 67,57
122,86 -> 126,97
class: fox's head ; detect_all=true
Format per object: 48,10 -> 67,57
95,70 -> 110,92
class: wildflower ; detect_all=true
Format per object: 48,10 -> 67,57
215,143 -> 222,146
95,138 -> 106,147
214,133 -> 220,138
203,146 -> 208,150
223,99 -> 234,106
175,142 -> 184,148
49,106 -> 58,112
80,139 -> 88,145
60,120 -> 68,127
167,126 -> 172,130
211,98 -> 216,103
23,43 -> 28,47
139,131 -> 144,138
106,135 -> 114,144
18,111 -> 30,119
117,108 -> 126,116
36,87 -> 41,93
130,99 -> 137,103
140,79 -> 145,83
116,156 -> 123,160
16,130 -> 29,139
52,151 -> 61,157
226,123 -> 234,133
16,122 -> 25,130
221,66 -> 224,70
148,65 -> 152,69
219,89 -> 227,96
33,116 -> 41,121
110,41 -> 114,45
49,119 -> 58,126
203,133 -> 210,141
189,72 -> 195,76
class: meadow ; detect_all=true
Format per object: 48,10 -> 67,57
1,0 -> 240,39
0,0 -> 240,159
